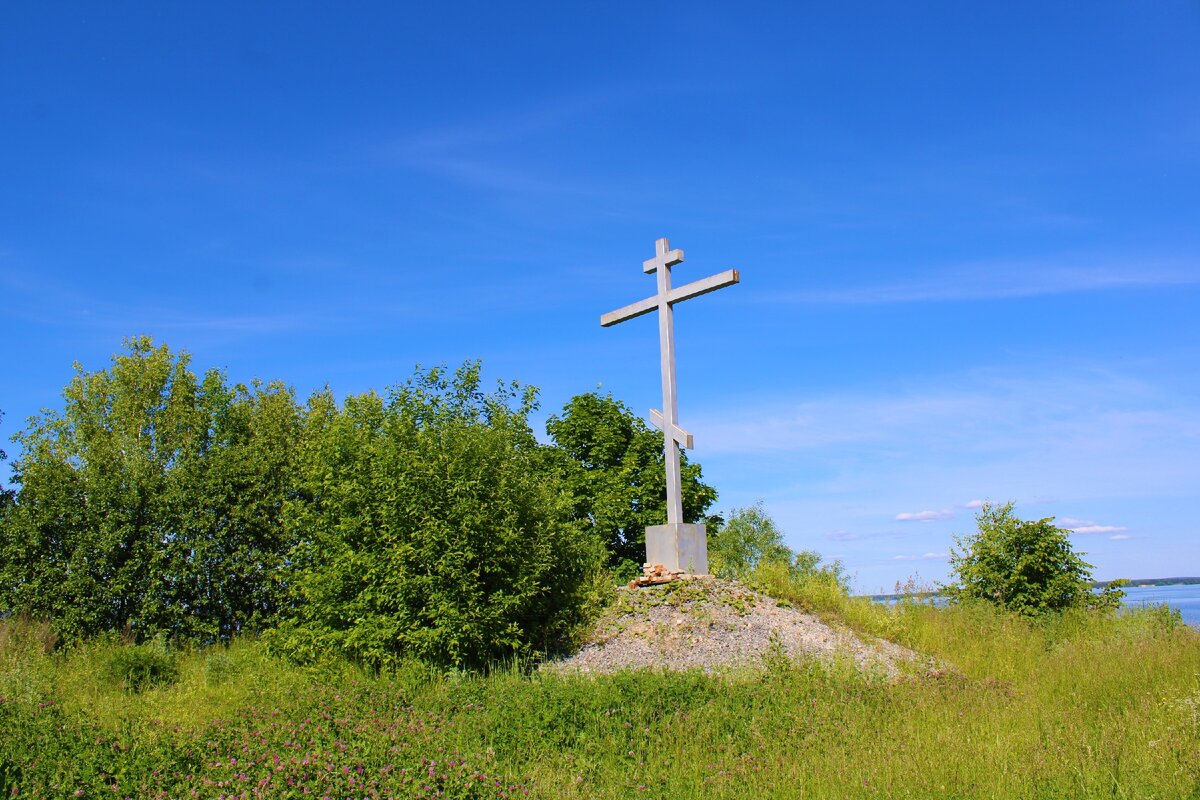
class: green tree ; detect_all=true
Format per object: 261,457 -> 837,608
709,501 -> 845,587
0,337 -> 302,642
946,502 -> 1126,616
161,375 -> 304,642
545,392 -> 717,568
709,502 -> 790,579
0,409 -> 13,511
271,363 -> 604,671
1,338 -> 204,639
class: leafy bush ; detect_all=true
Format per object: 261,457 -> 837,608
271,363 -> 606,671
946,502 -> 1126,616
5,338 -> 725,666
100,638 -> 178,692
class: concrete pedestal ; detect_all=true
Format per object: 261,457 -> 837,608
645,522 -> 708,575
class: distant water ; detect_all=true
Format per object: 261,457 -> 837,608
1120,583 -> 1200,627
869,582 -> 1200,627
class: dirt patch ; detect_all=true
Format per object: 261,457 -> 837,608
547,576 -> 931,678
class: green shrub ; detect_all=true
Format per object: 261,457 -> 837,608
101,639 -> 178,692
271,363 -> 606,671
946,502 -> 1127,616
202,650 -> 238,685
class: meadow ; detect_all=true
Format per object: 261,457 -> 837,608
2,593 -> 1197,800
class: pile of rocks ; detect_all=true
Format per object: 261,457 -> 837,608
626,563 -> 686,588
548,576 -> 930,678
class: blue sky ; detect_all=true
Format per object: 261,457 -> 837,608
2,2 -> 1198,592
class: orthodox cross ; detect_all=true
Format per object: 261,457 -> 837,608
600,238 -> 739,527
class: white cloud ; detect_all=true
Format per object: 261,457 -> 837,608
692,363 -> 1200,507
892,552 -> 949,561
1109,534 -> 1133,541
825,529 -> 906,542
895,510 -> 954,522
961,499 -> 987,509
1070,525 -> 1129,535
1058,517 -> 1129,535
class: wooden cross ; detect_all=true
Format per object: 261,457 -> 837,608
601,238 -> 739,526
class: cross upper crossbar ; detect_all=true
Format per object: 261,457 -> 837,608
643,246 -> 684,274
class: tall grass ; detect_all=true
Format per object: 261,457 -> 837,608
2,596 -> 1198,798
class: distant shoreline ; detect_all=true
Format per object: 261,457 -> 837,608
1093,576 -> 1200,588
863,576 -> 1200,602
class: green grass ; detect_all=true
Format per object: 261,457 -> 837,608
2,599 -> 1198,799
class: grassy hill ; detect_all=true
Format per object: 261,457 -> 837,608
2,594 -> 1197,799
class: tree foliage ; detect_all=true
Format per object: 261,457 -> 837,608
0,337 -> 302,642
946,502 -> 1126,616
545,392 -> 717,567
269,363 -> 605,671
708,501 -> 846,593
3,341 -> 726,670
708,502 -> 795,579
0,409 -> 13,511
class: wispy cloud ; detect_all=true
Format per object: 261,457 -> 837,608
694,359 -> 1198,594
892,552 -> 949,561
382,88 -> 645,197
391,90 -> 625,157
693,363 -> 1200,505
401,156 -> 574,195
1059,517 -> 1129,535
826,529 -> 904,542
895,510 -> 954,522
12,302 -> 323,337
1070,525 -> 1129,535
3,260 -> 336,338
763,259 -> 1198,306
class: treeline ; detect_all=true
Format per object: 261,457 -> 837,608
1093,577 -> 1200,587
0,337 -> 717,669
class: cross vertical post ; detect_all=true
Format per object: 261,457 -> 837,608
652,238 -> 684,525
600,237 -> 739,573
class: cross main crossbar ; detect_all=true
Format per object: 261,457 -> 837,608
599,268 -> 740,328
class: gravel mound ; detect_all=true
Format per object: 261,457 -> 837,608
547,577 -> 929,678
